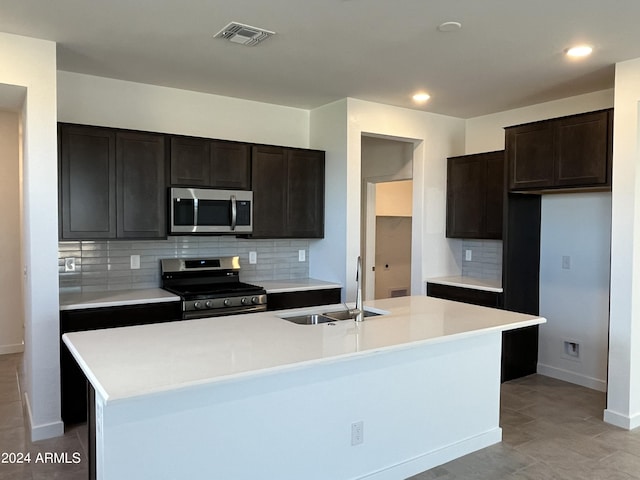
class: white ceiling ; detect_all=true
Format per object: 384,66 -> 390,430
1,0 -> 639,118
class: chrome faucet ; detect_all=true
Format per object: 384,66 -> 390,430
354,255 -> 364,322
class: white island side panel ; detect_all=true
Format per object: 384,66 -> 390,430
96,330 -> 503,480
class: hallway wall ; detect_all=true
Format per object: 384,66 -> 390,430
0,109 -> 23,354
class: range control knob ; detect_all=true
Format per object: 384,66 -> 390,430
241,297 -> 249,305
251,296 -> 260,304
223,298 -> 231,307
205,300 -> 213,308
193,301 -> 202,310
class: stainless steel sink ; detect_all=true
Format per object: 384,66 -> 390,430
280,309 -> 384,325
281,313 -> 337,325
322,309 -> 382,321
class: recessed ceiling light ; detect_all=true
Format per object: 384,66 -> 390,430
437,21 -> 462,32
412,92 -> 431,103
566,45 -> 593,58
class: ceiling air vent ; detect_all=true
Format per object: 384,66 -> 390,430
214,22 -> 275,46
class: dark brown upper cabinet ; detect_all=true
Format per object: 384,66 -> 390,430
252,145 -> 325,238
169,136 -> 250,190
59,124 -> 116,239
115,131 -> 166,239
446,151 -> 504,239
506,109 -> 612,192
59,124 -> 167,240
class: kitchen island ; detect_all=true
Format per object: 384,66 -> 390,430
63,295 -> 545,480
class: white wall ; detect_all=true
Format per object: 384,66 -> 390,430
0,32 -> 61,441
376,181 -> 413,217
0,109 -> 24,354
311,98 -> 465,301
538,193 -> 611,391
57,71 -> 309,147
605,57 -> 640,429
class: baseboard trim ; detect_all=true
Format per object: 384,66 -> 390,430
24,392 -> 64,442
604,409 -> 640,430
0,343 -> 25,355
537,363 -> 606,392
358,428 -> 502,480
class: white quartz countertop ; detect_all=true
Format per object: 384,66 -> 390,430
258,278 -> 342,293
63,296 -> 544,403
427,276 -> 503,293
59,288 -> 180,311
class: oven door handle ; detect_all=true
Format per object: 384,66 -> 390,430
230,194 -> 237,231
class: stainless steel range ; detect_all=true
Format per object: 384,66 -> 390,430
161,256 -> 267,319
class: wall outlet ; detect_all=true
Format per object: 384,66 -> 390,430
130,255 -> 140,270
351,421 -> 364,446
64,257 -> 76,272
562,255 -> 571,270
465,249 -> 472,261
249,251 -> 257,264
298,249 -> 306,262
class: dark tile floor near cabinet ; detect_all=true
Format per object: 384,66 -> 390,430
1,352 -> 639,479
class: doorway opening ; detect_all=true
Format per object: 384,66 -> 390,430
0,100 -> 25,355
361,135 -> 413,300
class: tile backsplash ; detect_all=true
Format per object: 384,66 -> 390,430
58,236 -> 310,294
461,239 -> 502,281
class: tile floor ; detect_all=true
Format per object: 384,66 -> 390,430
1,352 -> 638,479
0,353 -> 87,480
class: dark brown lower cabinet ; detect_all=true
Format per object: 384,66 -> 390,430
60,302 -> 181,425
426,282 -> 538,382
267,288 -> 341,311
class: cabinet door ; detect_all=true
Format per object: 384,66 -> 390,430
446,155 -> 486,238
211,141 -> 251,189
251,145 -> 287,237
484,152 -> 505,239
169,136 -> 210,186
554,110 -> 611,187
59,124 -> 116,239
506,122 -> 554,190
286,149 -> 325,238
116,131 -> 166,238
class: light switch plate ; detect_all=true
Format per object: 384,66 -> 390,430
130,255 -> 140,270
465,249 -> 472,261
298,249 -> 306,262
249,251 -> 257,264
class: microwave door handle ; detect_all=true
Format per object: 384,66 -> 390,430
230,195 -> 237,231
193,198 -> 199,227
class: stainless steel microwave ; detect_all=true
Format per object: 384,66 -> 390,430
169,187 -> 253,234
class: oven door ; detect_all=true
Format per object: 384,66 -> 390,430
170,187 -> 253,234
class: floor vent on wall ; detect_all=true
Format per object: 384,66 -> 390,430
389,288 -> 409,298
